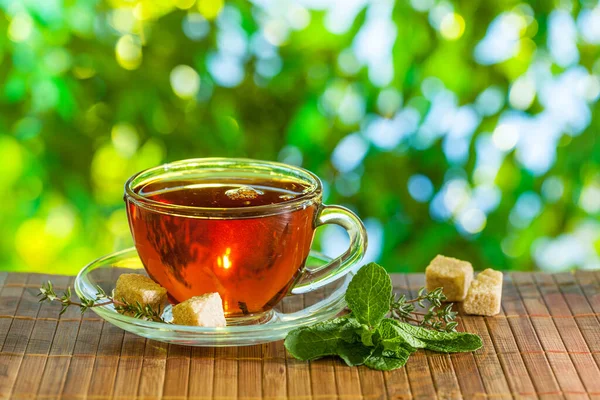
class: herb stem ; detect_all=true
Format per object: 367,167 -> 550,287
37,281 -> 168,323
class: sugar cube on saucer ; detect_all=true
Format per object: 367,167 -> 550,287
425,255 -> 474,301
464,269 -> 503,316
114,274 -> 168,315
172,293 -> 227,327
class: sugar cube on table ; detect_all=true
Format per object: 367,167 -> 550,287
114,273 -> 168,315
463,269 -> 503,316
172,293 -> 227,327
425,255 -> 474,302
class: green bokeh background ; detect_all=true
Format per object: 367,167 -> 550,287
1,0 -> 599,275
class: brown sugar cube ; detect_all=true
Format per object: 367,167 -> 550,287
425,255 -> 474,301
114,274 -> 168,316
172,293 -> 227,327
463,268 -> 503,316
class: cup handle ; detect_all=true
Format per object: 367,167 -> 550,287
290,205 -> 367,295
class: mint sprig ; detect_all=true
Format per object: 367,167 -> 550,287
284,263 -> 483,371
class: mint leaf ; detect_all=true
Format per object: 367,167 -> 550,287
376,318 -> 427,350
337,340 -> 374,366
285,259 -> 484,372
392,321 -> 483,353
284,316 -> 372,365
284,317 -> 350,360
364,344 -> 414,371
345,262 -> 392,328
359,325 -> 375,347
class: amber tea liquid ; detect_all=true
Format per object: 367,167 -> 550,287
126,178 -> 318,317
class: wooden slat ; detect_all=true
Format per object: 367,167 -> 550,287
0,277 -> 28,399
405,274 -> 453,399
188,347 -> 215,398
11,276 -> 72,399
87,321 -> 124,398
566,272 -> 600,372
472,272 -> 537,399
282,293 -> 312,398
163,344 -> 191,399
2,272 -> 600,399
503,275 -> 562,399
238,345 -> 262,398
512,273 -> 588,398
138,340 -> 168,399
534,272 -> 600,396
0,272 -> 7,289
384,275 -> 413,399
112,331 -> 146,398
40,278 -> 84,400
0,275 -> 46,398
262,340 -> 287,398
483,299 -> 536,399
213,346 -> 238,398
304,288 -> 339,399
62,317 -> 103,398
408,274 -> 465,399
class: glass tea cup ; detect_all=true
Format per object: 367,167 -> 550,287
124,158 -> 367,324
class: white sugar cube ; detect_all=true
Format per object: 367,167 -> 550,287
425,255 -> 474,302
464,269 -> 503,316
114,274 -> 167,315
172,293 -> 227,327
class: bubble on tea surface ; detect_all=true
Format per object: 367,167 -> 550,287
225,186 -> 264,200
279,194 -> 296,201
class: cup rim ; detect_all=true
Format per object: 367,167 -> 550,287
124,157 -> 323,217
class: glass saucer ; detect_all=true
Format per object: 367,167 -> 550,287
74,247 -> 350,346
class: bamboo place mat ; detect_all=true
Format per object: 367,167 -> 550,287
1,272 -> 600,399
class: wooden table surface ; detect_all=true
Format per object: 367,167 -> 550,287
1,271 -> 600,399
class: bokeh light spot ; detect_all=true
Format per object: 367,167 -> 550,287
459,208 -> 487,234
332,133 -> 369,173
377,88 -> 403,116
286,4 -> 310,30
110,8 -> 135,34
111,123 -> 139,158
8,13 -> 33,42
46,205 -> 76,239
408,174 -> 434,203
0,135 -> 24,189
278,145 -> 303,166
509,76 -> 536,110
542,176 -> 564,203
115,35 -> 142,70
264,20 -> 289,46
440,13 -> 465,40
579,183 -> 600,214
492,124 -> 519,151
183,13 -> 209,41
174,0 -> 196,10
16,219 -> 61,268
170,65 -> 201,99
198,0 -> 223,20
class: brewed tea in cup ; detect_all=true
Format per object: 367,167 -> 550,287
125,158 -> 366,323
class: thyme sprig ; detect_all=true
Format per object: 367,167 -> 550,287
38,281 -> 168,323
389,287 -> 458,332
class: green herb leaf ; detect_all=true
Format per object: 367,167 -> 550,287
376,319 -> 426,350
284,261 -> 484,372
345,262 -> 392,328
392,321 -> 483,353
336,340 -> 374,366
359,325 -> 375,347
364,344 -> 415,371
284,317 -> 362,362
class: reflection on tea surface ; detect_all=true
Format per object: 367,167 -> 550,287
137,178 -> 306,208
127,178 -> 318,317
